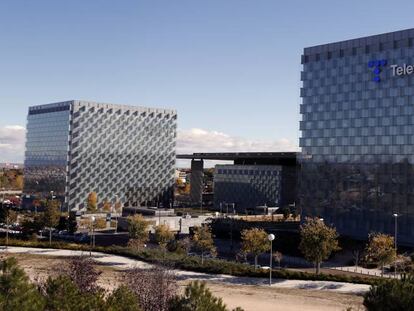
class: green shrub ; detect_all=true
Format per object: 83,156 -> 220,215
364,274 -> 414,310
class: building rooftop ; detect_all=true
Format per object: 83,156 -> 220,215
28,100 -> 176,115
177,152 -> 297,160
177,152 -> 298,165
303,27 -> 414,60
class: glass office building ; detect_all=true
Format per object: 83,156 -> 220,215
214,165 -> 283,211
299,28 -> 414,245
24,100 -> 177,211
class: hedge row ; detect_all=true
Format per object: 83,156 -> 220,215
1,238 -> 383,286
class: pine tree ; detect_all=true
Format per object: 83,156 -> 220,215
106,285 -> 142,311
0,257 -> 45,311
43,275 -> 106,311
169,281 -> 244,311
364,274 -> 414,311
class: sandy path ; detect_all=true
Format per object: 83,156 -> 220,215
206,282 -> 364,311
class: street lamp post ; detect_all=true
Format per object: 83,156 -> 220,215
393,213 -> 399,278
90,216 -> 96,256
114,195 -> 121,234
268,233 -> 275,286
92,216 -> 96,248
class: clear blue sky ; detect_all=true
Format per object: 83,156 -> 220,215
2,0 -> 414,161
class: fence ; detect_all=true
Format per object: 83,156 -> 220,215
327,266 -> 402,279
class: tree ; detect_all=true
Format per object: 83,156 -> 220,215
4,209 -> 18,247
14,175 -> 23,190
95,218 -> 107,229
183,183 -> 191,195
278,206 -> 291,220
192,225 -> 217,264
42,275 -> 105,311
114,200 -> 122,213
363,274 -> 414,311
299,217 -> 340,274
127,215 -> 150,250
106,285 -> 142,311
102,199 -> 112,213
32,199 -> 41,213
125,266 -> 177,311
66,256 -> 102,294
273,251 -> 283,268
87,192 -> 98,213
291,206 -> 299,220
21,215 -> 43,240
154,224 -> 174,250
364,232 -> 396,276
0,204 -> 18,247
0,257 -> 45,311
168,237 -> 192,255
169,281 -> 244,311
240,228 -> 270,269
56,215 -> 68,231
42,275 -> 85,310
67,212 -> 78,234
43,199 -> 61,246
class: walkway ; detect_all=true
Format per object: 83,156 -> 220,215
0,246 -> 370,294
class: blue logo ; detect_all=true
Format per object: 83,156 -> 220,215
368,59 -> 387,82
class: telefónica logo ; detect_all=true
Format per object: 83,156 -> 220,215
368,59 -> 387,82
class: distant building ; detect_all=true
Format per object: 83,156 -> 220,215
24,100 -> 177,211
177,152 -> 297,212
189,160 -> 204,203
214,165 -> 284,211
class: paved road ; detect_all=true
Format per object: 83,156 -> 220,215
0,246 -> 370,294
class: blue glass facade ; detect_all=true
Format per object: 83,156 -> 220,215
24,102 -> 71,198
214,165 -> 283,211
299,29 -> 414,245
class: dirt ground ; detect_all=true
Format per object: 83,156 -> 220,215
7,253 -> 364,311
